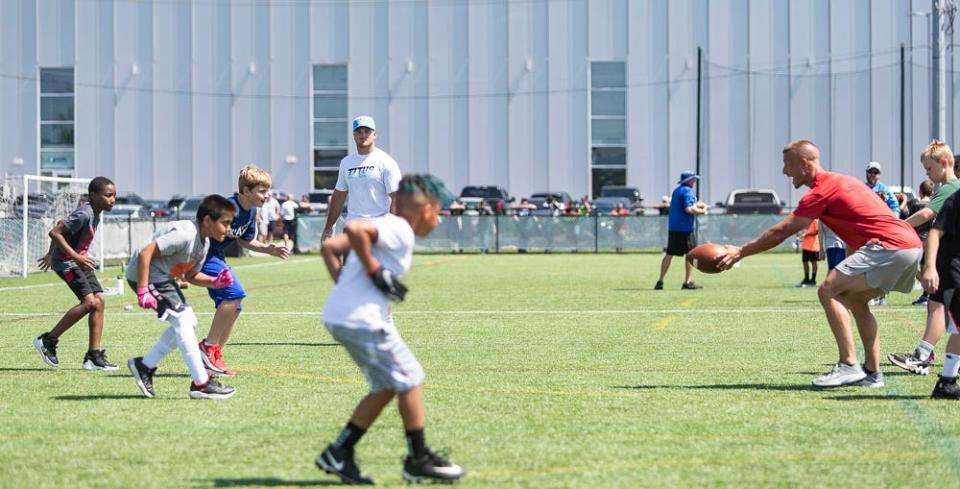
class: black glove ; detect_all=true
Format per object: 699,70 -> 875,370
370,267 -> 408,303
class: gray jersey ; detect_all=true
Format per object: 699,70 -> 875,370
51,203 -> 100,272
125,220 -> 209,285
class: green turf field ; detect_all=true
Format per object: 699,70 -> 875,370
1,252 -> 958,488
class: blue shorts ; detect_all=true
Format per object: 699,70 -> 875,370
202,257 -> 246,310
826,248 -> 846,270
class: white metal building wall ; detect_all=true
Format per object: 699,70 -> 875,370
0,0 -> 955,205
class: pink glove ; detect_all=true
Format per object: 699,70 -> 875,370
136,287 -> 158,310
212,268 -> 234,289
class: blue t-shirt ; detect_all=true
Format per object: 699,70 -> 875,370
867,181 -> 900,215
668,185 -> 697,232
206,194 -> 258,260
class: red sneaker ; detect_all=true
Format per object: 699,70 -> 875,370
199,341 -> 236,377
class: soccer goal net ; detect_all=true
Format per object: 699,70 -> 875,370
0,175 -> 103,277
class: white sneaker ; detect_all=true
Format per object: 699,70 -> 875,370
811,362 -> 867,387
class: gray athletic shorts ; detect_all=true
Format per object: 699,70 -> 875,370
325,323 -> 425,393
834,243 -> 922,294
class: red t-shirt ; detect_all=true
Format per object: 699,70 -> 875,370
793,172 -> 920,250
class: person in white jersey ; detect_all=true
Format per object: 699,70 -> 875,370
320,116 -> 402,242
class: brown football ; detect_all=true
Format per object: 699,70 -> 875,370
686,243 -> 727,274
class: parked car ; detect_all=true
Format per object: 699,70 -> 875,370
530,192 -> 574,211
103,204 -> 151,220
173,196 -> 205,221
599,186 -> 644,211
717,189 -> 785,215
460,185 -> 513,214
590,197 -> 632,216
144,199 -> 171,217
115,192 -> 148,207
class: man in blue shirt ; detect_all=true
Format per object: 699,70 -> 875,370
655,171 -> 709,290
865,161 -> 900,215
199,165 -> 289,376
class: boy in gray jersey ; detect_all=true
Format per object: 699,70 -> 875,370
34,177 -> 117,370
125,195 -> 238,400
315,175 -> 465,484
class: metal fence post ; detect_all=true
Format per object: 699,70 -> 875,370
494,214 -> 500,253
594,213 -> 599,253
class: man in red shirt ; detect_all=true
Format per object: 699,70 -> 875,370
718,140 -> 922,388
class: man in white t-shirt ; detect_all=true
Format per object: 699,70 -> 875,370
258,192 -> 280,242
321,116 -> 401,242
280,193 -> 299,252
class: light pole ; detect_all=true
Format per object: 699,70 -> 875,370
914,4 -> 948,141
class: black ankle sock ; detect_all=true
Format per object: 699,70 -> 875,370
863,366 -> 876,375
406,428 -> 426,458
333,422 -> 366,452
811,272 -> 817,282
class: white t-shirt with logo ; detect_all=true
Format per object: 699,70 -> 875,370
323,214 -> 414,330
335,148 -> 401,220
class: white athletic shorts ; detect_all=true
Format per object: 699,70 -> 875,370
325,322 -> 425,393
835,242 -> 922,294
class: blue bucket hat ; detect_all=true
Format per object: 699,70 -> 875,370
678,171 -> 700,185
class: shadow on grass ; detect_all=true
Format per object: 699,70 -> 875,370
0,368 -> 54,372
53,394 -> 153,401
206,478 -> 341,487
614,383 -> 822,392
827,394 -> 928,401
612,288 -> 650,292
106,372 -> 191,378
228,342 -> 339,348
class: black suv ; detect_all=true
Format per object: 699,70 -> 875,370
460,185 -> 514,214
600,186 -> 644,212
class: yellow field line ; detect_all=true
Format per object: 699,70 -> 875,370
654,315 -> 678,331
680,298 -> 697,308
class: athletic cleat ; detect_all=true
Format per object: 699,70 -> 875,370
654,280 -> 664,290
811,362 -> 867,387
402,448 -> 465,484
188,378 -> 236,400
82,349 -> 119,371
852,369 -> 885,388
128,357 -> 156,398
912,294 -> 930,306
199,341 -> 236,377
315,444 -> 374,485
681,282 -> 703,290
796,279 -> 816,288
888,350 -> 935,375
33,332 -> 59,368
931,376 -> 960,399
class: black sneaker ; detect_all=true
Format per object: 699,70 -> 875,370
33,333 -> 59,368
188,378 -> 236,400
128,357 -> 156,398
931,376 -> 960,399
402,448 -> 466,483
82,349 -> 119,371
654,281 -> 664,290
681,282 -> 703,290
315,444 -> 374,485
888,350 -> 935,375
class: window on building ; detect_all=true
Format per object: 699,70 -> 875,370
313,65 -> 348,190
590,61 -> 626,197
39,67 -> 75,174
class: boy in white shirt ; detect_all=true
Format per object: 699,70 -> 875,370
315,175 -> 465,484
126,195 -> 238,400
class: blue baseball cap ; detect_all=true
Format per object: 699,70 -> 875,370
678,171 -> 700,185
352,116 -> 376,131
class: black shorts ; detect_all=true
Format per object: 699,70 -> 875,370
56,266 -> 103,300
283,219 -> 296,237
665,231 -> 697,256
802,250 -> 819,263
128,280 -> 188,319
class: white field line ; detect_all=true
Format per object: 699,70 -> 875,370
0,258 -> 321,293
0,307 -> 924,317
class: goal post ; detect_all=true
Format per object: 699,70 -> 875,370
0,174 -> 103,277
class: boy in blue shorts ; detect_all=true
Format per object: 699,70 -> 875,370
315,175 -> 465,484
198,165 -> 289,376
34,176 -> 117,370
